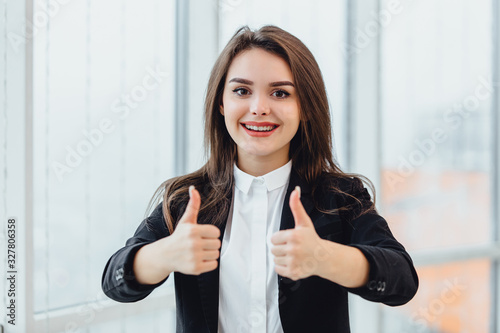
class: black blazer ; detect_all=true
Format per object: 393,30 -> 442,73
102,168 -> 418,333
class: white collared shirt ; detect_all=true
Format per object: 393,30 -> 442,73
217,160 -> 292,333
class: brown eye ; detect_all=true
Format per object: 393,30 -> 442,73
272,90 -> 290,99
233,88 -> 250,96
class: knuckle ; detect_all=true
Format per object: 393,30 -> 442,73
188,238 -> 200,250
192,261 -> 203,274
211,226 -> 221,238
187,251 -> 197,263
289,233 -> 299,243
186,227 -> 199,239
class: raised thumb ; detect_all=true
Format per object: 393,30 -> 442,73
179,185 -> 200,224
290,186 -> 313,228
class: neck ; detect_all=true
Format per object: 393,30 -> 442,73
236,151 -> 290,177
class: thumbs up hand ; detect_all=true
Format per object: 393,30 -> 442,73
167,185 -> 222,275
271,186 -> 327,281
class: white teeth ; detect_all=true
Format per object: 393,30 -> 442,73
244,124 -> 277,132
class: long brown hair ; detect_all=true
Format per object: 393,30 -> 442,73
145,25 -> 375,235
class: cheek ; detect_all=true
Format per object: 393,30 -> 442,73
221,109 -> 241,132
284,108 -> 301,129
287,115 -> 301,137
224,101 -> 247,120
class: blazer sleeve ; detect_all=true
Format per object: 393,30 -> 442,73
101,202 -> 171,302
339,178 -> 419,306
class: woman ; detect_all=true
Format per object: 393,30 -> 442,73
102,25 -> 418,333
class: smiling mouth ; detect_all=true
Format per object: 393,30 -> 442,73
242,124 -> 279,132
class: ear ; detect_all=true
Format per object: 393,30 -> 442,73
220,105 -> 224,116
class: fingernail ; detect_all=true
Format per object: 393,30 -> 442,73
189,185 -> 194,198
295,186 -> 301,198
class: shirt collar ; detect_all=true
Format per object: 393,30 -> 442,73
233,159 -> 292,194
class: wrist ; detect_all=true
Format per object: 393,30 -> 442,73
314,239 -> 340,279
151,236 -> 176,275
134,239 -> 173,285
314,240 -> 370,288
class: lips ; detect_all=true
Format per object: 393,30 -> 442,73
241,121 -> 279,127
241,123 -> 279,137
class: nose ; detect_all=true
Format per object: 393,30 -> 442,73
250,94 -> 270,116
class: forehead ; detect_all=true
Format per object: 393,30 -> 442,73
226,48 -> 293,82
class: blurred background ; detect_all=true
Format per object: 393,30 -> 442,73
1,0 -> 499,332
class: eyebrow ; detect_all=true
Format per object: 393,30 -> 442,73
228,77 -> 295,87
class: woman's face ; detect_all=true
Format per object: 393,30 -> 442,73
221,48 -> 300,169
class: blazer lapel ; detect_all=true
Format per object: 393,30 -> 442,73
198,257 -> 222,333
197,193 -> 230,333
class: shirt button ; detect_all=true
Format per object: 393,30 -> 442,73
255,178 -> 265,185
